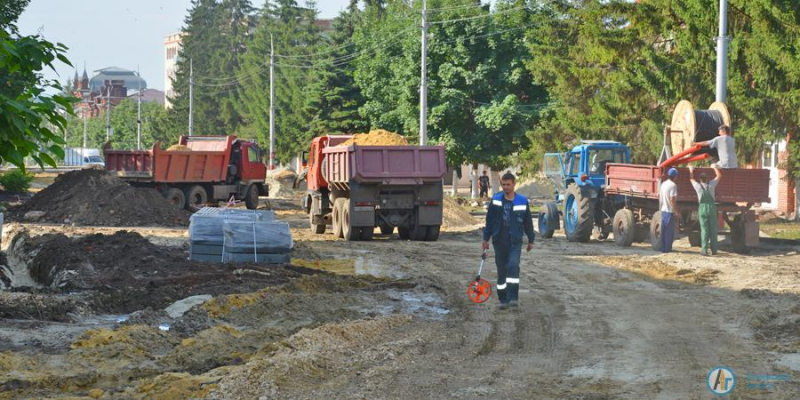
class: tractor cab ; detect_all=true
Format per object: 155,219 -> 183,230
543,140 -> 630,201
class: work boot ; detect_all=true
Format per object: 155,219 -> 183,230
498,303 -> 508,310
509,300 -> 519,309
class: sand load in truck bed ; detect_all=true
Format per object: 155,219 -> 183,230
338,129 -> 410,147
166,144 -> 192,151
9,169 -> 190,227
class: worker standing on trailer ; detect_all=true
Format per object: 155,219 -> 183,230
696,125 -> 738,168
482,173 -> 535,310
479,170 -> 491,198
659,168 -> 679,253
689,165 -> 722,256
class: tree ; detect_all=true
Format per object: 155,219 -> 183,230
168,0 -> 255,137
353,0 -> 546,167
63,99 -> 171,150
302,0 -> 369,136
236,0 -> 322,163
1,1 -> 75,170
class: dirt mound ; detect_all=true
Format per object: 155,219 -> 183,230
9,169 -> 189,227
515,177 -> 555,200
442,198 -> 478,229
338,129 -> 409,147
166,144 -> 191,151
5,229 -> 318,313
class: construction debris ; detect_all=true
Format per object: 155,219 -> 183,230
338,129 -> 410,147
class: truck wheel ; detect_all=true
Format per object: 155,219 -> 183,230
398,227 -> 410,240
332,198 -> 345,238
184,185 -> 208,211
613,209 -> 635,247
538,202 -> 559,239
688,231 -> 701,247
360,227 -> 374,241
379,223 -> 394,235
564,184 -> 593,242
650,211 -> 663,252
410,225 -> 427,241
424,225 -> 440,241
309,197 -> 325,234
244,185 -> 260,210
166,188 -> 186,210
342,199 -> 359,241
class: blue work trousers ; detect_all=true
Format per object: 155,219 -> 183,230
661,211 -> 675,253
493,240 -> 521,304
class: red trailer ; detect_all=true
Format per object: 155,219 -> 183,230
302,135 -> 447,241
604,163 -> 770,252
104,135 -> 268,210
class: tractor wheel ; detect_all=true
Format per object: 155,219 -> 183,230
309,197 -> 325,234
650,211 -> 663,251
332,198 -> 345,238
379,223 -> 394,235
564,184 -> 593,242
613,209 -> 635,247
424,225 -> 441,241
538,202 -> 559,239
184,185 -> 208,211
688,231 -> 701,247
166,188 -> 186,210
244,184 -> 260,210
342,199 -> 360,241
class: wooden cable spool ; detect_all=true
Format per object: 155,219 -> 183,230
669,100 -> 731,157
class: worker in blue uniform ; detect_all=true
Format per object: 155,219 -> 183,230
482,173 -> 535,310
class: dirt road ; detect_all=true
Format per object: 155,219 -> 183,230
1,202 -> 798,398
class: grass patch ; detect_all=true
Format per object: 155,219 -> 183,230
761,222 -> 800,240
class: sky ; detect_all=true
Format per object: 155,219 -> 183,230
17,0 -> 352,92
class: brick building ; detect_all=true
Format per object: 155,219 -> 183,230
760,134 -> 799,219
73,66 -> 148,119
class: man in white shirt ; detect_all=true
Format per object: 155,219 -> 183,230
658,168 -> 679,253
696,125 -> 738,168
689,165 -> 722,256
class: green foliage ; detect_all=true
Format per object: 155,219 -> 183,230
0,169 -> 34,193
524,0 -> 800,176
236,0 -> 322,163
0,5 -> 76,170
63,99 -> 172,150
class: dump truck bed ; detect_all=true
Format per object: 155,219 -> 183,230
604,163 -> 770,204
321,144 -> 447,187
104,136 -> 234,183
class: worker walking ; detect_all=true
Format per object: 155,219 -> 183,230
479,171 -> 491,198
696,124 -> 738,168
659,168 -> 679,253
689,165 -> 722,256
482,173 -> 535,310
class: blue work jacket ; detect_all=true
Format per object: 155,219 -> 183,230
483,192 -> 536,244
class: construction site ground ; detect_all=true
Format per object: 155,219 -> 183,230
1,191 -> 799,398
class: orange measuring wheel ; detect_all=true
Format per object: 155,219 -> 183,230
467,278 -> 492,303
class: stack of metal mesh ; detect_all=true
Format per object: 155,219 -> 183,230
188,207 -> 292,263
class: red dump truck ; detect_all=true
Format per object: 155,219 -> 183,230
302,135 -> 447,241
604,164 -> 770,253
104,135 -> 268,210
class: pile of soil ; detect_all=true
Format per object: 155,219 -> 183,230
166,144 -> 191,151
338,129 -> 409,147
442,198 -> 478,229
515,177 -> 555,200
7,230 -> 318,314
10,169 -> 189,227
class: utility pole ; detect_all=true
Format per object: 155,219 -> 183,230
106,83 -> 111,140
269,33 -> 275,170
189,58 -> 194,136
137,65 -> 142,150
419,0 -> 428,145
82,99 -> 88,148
715,0 -> 729,102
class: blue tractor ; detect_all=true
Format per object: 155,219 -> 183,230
538,140 -> 631,242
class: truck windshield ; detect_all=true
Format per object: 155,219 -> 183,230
588,148 -> 626,175
86,156 -> 103,163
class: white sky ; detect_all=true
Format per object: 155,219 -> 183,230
17,0 -> 352,91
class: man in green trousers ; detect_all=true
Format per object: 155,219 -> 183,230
689,165 -> 723,256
